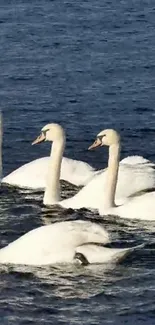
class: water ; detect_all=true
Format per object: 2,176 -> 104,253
1,0 -> 155,323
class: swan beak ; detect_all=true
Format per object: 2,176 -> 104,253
88,138 -> 102,150
32,133 -> 46,145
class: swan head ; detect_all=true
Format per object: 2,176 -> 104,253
32,123 -> 65,145
88,129 -> 120,150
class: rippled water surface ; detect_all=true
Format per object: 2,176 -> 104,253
1,0 -> 155,324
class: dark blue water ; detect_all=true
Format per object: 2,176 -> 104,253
1,0 -> 155,324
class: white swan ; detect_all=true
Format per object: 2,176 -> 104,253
1,121 -> 95,190
0,220 -> 142,265
88,129 -> 155,220
27,123 -> 155,210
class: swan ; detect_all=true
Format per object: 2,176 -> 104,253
1,123 -> 95,189
0,220 -> 142,265
88,129 -> 155,220
28,123 -> 155,210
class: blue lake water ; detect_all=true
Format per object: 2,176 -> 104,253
1,0 -> 155,324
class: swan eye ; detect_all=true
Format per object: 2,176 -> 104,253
42,129 -> 50,137
97,135 -> 104,142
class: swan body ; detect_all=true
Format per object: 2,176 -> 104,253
103,191 -> 155,220
0,220 -> 109,265
120,155 -> 152,165
0,220 -> 141,265
2,156 -> 95,188
89,129 -> 155,220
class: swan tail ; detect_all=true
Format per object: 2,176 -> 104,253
76,243 -> 144,264
106,242 -> 145,263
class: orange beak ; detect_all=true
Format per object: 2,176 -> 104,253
88,138 -> 102,150
32,133 -> 46,145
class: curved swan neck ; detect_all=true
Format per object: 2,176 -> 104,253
43,136 -> 65,205
104,143 -> 120,210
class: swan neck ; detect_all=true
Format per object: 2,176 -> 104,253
43,136 -> 65,205
104,143 -> 120,210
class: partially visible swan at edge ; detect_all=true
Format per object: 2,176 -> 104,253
0,220 -> 142,265
88,129 -> 155,220
28,123 -> 155,210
